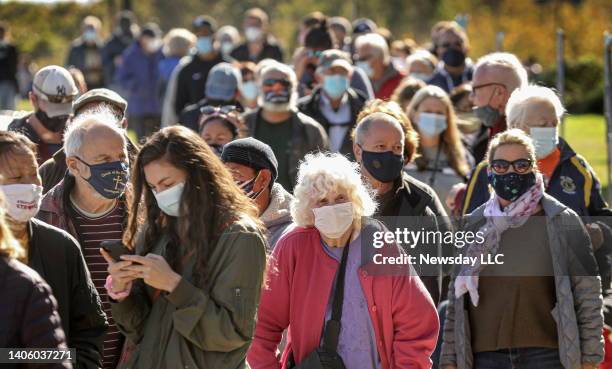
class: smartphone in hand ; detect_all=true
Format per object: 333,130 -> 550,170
100,240 -> 133,262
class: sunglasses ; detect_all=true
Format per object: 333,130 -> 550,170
306,50 -> 323,58
472,82 -> 506,93
262,78 -> 291,88
33,84 -> 75,104
489,159 -> 533,174
200,105 -> 239,115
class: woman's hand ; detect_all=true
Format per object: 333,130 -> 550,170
122,254 -> 182,292
586,223 -> 603,251
100,248 -> 139,292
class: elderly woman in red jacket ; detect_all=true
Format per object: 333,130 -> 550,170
247,152 -> 439,369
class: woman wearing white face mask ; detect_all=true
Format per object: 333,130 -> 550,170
102,126 -> 267,369
248,152 -> 439,369
405,85 -> 472,212
0,131 -> 108,367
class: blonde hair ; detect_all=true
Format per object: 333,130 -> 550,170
354,99 -> 419,163
486,128 -> 537,167
506,85 -> 565,130
0,193 -> 24,261
291,152 -> 377,227
407,85 -> 469,177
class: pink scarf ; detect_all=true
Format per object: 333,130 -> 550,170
454,172 -> 545,306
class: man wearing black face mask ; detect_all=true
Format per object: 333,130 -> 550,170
352,100 -> 452,306
244,62 -> 328,191
38,108 -> 130,369
426,22 -> 473,93
8,65 -> 78,164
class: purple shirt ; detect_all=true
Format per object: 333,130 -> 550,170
322,232 -> 382,369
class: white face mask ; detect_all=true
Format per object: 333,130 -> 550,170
418,112 -> 448,137
0,184 -> 43,222
312,202 -> 354,239
153,182 -> 184,217
530,127 -> 559,159
245,27 -> 263,42
221,41 -> 234,55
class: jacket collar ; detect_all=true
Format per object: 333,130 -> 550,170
261,183 -> 294,226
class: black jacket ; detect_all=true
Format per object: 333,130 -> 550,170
27,218 -> 108,369
375,172 -> 453,305
0,41 -> 18,87
0,256 -> 71,369
174,53 -> 225,115
230,37 -> 284,63
297,87 -> 367,160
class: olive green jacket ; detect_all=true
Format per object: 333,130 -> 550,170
111,217 -> 267,369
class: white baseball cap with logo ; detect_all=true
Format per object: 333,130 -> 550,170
32,65 -> 78,117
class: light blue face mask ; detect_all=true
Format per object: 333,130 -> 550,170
322,74 -> 349,99
153,182 -> 184,217
240,80 -> 259,100
417,112 -> 448,137
355,61 -> 373,78
530,127 -> 559,158
409,72 -> 431,81
196,37 -> 213,55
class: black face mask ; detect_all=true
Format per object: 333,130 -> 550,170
361,148 -> 404,183
35,110 -> 69,133
442,48 -> 466,67
487,172 -> 536,202
263,90 -> 291,104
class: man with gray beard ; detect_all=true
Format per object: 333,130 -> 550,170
244,61 -> 328,191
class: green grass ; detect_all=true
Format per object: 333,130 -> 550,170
561,114 -> 611,201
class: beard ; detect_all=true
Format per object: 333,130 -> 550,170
259,91 -> 298,113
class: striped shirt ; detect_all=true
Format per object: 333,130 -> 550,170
69,200 -> 125,369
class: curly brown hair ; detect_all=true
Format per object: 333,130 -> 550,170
353,99 -> 419,163
125,126 -> 263,287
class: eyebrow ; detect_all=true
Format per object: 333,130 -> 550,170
148,176 -> 170,188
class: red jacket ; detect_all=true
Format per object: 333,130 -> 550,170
247,222 -> 439,369
374,71 -> 405,100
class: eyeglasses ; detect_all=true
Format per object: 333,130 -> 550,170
472,82 -> 506,93
490,159 -> 533,174
200,105 -> 239,115
262,78 -> 291,88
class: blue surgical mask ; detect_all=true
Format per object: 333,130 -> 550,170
240,80 -> 259,100
196,37 -> 213,55
221,42 -> 234,55
356,61 -> 373,78
77,158 -> 129,199
83,29 -> 97,42
153,182 -> 185,217
322,75 -> 349,99
409,72 -> 430,81
530,127 -> 558,159
417,112 -> 448,137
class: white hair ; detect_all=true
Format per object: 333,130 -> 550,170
291,152 -> 377,227
406,49 -> 436,69
354,112 -> 405,146
506,84 -> 566,129
64,107 -> 126,157
216,25 -> 241,43
355,33 -> 390,64
258,62 -> 299,111
474,52 -> 528,92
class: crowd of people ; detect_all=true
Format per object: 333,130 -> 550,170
0,7 -> 610,369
